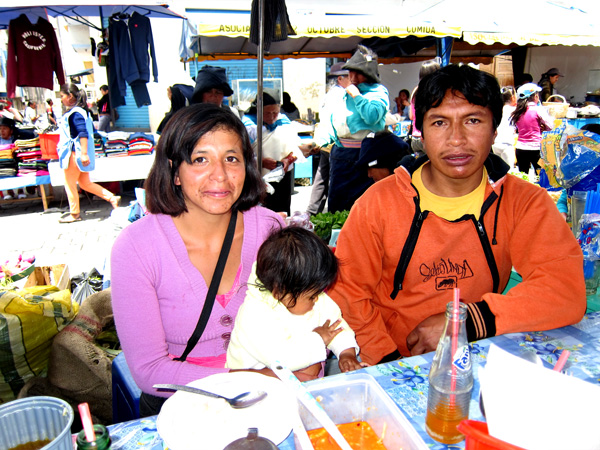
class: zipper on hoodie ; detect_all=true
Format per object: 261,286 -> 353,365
473,217 -> 500,293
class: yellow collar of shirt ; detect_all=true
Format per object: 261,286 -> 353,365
412,163 -> 488,221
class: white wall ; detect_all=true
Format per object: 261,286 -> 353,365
282,58 -> 326,120
379,62 -> 423,108
526,46 -> 600,104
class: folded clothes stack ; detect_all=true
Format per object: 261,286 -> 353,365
105,131 -> 130,158
0,144 -> 17,178
128,132 -> 154,156
14,138 -> 48,176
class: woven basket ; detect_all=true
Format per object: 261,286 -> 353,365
543,94 -> 569,118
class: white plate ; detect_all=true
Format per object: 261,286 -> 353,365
156,372 -> 296,450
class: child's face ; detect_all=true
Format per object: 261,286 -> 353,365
282,292 -> 318,315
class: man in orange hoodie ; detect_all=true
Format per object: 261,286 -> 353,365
329,64 -> 586,366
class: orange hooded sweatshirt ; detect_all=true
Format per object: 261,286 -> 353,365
329,154 -> 586,364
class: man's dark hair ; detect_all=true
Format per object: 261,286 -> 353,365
255,226 -> 338,308
100,85 -> 109,92
414,64 -> 503,136
145,103 -> 265,216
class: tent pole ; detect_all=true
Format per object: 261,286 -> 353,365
256,0 -> 265,172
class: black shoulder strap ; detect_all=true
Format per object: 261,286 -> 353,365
174,211 -> 238,362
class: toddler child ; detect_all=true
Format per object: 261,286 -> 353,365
226,226 -> 364,375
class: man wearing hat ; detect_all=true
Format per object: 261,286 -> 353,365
538,67 -> 564,103
357,130 -> 411,182
312,45 -> 389,213
307,62 -> 351,215
191,65 -> 239,117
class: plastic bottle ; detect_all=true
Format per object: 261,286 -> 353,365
425,301 -> 473,444
76,424 -> 112,450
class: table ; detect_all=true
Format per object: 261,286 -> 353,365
105,311 -> 600,449
0,175 -> 54,210
47,154 -> 155,186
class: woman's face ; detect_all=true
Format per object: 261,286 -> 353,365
399,91 -> 409,102
174,128 -> 246,217
60,92 -> 75,108
349,70 -> 368,86
167,87 -> 172,100
201,88 -> 225,106
549,75 -> 560,85
263,104 -> 281,125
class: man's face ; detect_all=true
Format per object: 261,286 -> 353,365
421,90 -> 497,196
0,125 -> 12,140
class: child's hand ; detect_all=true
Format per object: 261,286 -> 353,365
337,348 -> 368,373
313,319 -> 343,346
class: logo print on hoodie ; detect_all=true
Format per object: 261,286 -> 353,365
21,30 -> 47,51
420,258 -> 474,290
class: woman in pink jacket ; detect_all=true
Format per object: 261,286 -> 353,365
510,83 -> 554,175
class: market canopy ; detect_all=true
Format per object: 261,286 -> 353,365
186,10 -> 461,61
0,1 -> 184,30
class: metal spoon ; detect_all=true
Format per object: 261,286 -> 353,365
153,383 -> 267,409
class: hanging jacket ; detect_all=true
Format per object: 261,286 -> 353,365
329,153 -> 586,364
128,12 -> 158,83
6,14 -> 65,98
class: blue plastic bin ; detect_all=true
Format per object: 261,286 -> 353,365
112,352 -> 141,423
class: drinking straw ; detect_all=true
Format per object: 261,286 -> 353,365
553,349 -> 571,372
450,288 -> 460,402
78,402 -> 96,442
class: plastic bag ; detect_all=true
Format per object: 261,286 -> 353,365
70,268 -> 103,305
541,123 -> 600,188
0,286 -> 78,403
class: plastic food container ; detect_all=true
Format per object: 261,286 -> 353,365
298,372 -> 428,450
0,396 -> 74,450
458,420 -> 525,450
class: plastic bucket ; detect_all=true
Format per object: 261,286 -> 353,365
40,133 -> 60,160
457,420 -> 525,450
0,396 -> 74,450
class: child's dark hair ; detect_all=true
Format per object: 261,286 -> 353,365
255,227 -> 338,309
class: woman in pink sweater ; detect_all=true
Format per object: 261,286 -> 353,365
510,83 -> 554,175
111,104 -> 316,417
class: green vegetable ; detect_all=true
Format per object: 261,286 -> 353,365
310,210 -> 350,241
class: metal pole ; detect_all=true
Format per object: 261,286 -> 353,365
256,0 -> 265,171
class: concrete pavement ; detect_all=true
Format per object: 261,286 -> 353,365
0,185 -> 314,280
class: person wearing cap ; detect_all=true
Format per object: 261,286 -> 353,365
509,83 -> 554,175
312,45 -> 389,213
357,130 -> 411,182
191,65 -> 239,117
328,64 -> 584,365
538,68 -> 564,103
242,90 -> 312,215
307,62 -> 351,216
0,117 -> 31,200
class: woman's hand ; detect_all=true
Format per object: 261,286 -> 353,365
281,152 -> 297,172
80,153 -> 91,166
299,143 -> 320,157
346,84 -> 361,98
313,319 -> 343,346
337,348 -> 368,373
231,362 -> 321,382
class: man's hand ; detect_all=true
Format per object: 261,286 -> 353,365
337,348 -> 369,373
346,84 -> 360,98
406,312 -> 446,355
262,157 -> 278,171
313,319 -> 343,346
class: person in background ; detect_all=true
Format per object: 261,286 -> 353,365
356,130 -> 411,182
111,104 -> 319,417
281,92 -> 300,121
409,59 -> 442,156
191,65 -> 239,118
242,90 -> 314,216
515,73 -> 533,89
538,68 -> 564,103
307,62 -> 350,216
24,101 -> 40,126
157,85 -> 187,135
57,83 -> 120,223
96,85 -> 111,132
312,45 -> 389,213
0,116 -> 30,200
328,64 -> 585,365
226,226 -> 364,375
510,83 -> 554,175
492,86 -> 518,168
45,99 -> 57,127
0,100 -> 23,123
392,89 -> 410,117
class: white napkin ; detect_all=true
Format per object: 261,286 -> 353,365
480,345 -> 600,450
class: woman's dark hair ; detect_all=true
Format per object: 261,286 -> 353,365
419,59 -> 441,80
414,64 -> 503,135
255,227 -> 338,309
509,95 -> 535,126
157,86 -> 187,134
60,83 -> 89,113
399,89 -> 410,98
145,103 -> 265,216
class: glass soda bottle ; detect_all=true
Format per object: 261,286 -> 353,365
425,301 -> 473,444
76,424 -> 112,450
